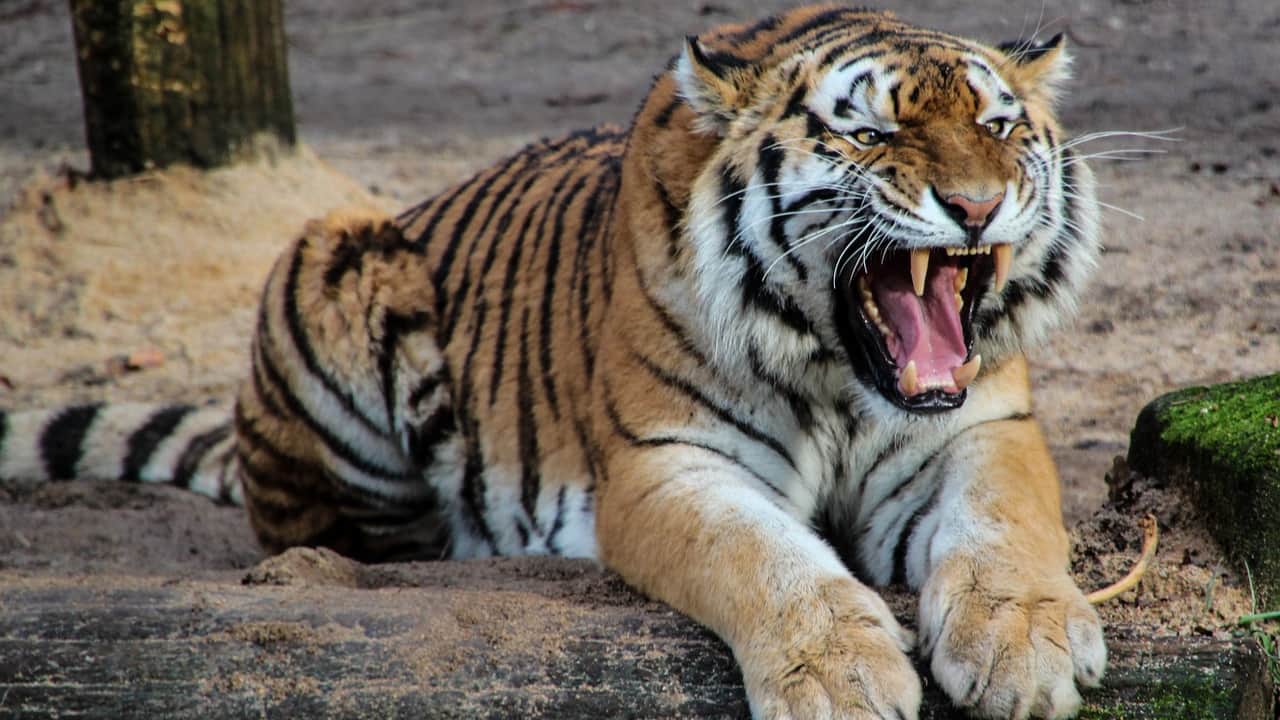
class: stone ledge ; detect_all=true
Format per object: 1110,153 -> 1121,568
0,556 -> 1272,719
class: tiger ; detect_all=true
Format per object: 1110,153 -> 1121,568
0,5 -> 1108,719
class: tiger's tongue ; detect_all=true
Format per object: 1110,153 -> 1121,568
871,265 -> 967,395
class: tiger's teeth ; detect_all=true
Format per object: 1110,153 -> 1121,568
954,268 -> 968,293
899,360 -> 920,396
910,248 -> 929,297
945,247 -> 957,256
955,292 -> 963,311
992,243 -> 1012,293
859,276 -> 873,303
952,354 -> 982,390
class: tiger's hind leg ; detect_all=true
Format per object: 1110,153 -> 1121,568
236,208 -> 460,562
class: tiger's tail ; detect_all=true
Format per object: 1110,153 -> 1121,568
0,402 -> 241,504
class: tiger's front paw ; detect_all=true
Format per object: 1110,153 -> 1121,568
742,579 -> 922,720
919,555 -> 1106,719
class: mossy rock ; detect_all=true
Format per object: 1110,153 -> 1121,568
1128,373 -> 1280,608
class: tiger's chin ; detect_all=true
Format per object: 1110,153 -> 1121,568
836,243 -> 1010,414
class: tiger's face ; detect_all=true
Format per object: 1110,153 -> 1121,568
674,9 -> 1099,414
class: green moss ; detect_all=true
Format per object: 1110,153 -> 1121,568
1128,373 -> 1280,609
1076,684 -> 1236,719
1075,659 -> 1239,719
1157,373 -> 1280,478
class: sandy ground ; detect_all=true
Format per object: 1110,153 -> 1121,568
0,0 -> 1278,675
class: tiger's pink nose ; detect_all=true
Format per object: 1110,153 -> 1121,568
943,192 -> 1004,228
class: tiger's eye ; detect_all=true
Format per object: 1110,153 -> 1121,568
985,119 -> 1008,137
851,128 -> 887,146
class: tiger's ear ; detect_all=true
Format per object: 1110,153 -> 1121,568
999,33 -> 1072,106
674,37 -> 753,132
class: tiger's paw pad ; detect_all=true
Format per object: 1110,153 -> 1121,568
920,562 -> 1106,719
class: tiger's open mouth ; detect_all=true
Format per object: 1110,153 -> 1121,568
835,243 -> 1011,413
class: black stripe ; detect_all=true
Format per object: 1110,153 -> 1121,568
0,409 -> 9,454
773,8 -> 861,48
571,413 -> 602,493
723,12 -> 782,43
864,443 -> 947,526
653,179 -> 683,261
783,187 -> 842,214
122,405 -> 196,481
783,83 -> 809,119
519,161 -> 575,372
407,376 -> 441,411
489,179 -> 545,406
214,446 -> 236,504
457,297 -> 498,551
516,308 -> 541,521
40,404 -> 103,480
394,195 -> 434,230
539,173 -> 592,420
686,36 -> 749,79
740,252 -> 815,336
323,219 -> 413,289
891,481 -> 944,585
633,352 -> 795,470
653,97 -> 682,128
256,332 -> 405,481
441,158 -> 545,344
835,50 -> 887,73
281,240 -> 382,434
723,152 -> 813,335
717,162 -> 746,252
233,404 -> 327,493
1040,157 -> 1078,290
573,174 -> 613,379
847,70 -> 874,94
823,30 -> 969,70
249,337 -> 286,419
407,403 -> 457,469
379,310 -> 433,428
171,424 -> 232,492
596,156 -> 622,302
430,150 -> 532,298
322,233 -> 366,288
634,262 -> 706,364
545,485 -> 568,555
859,436 -> 908,511
603,389 -> 781,497
407,160 -> 492,250
746,344 -> 814,431
460,439 -> 497,551
758,134 -> 809,282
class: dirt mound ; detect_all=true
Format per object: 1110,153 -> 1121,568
0,143 -> 383,409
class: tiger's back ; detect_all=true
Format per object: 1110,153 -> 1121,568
237,127 -> 626,560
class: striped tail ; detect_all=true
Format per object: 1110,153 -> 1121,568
0,402 -> 242,504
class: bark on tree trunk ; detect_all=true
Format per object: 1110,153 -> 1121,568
69,0 -> 295,179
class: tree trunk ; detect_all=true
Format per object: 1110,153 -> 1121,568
69,0 -> 295,179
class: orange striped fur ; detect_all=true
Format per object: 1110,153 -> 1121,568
2,7 -> 1109,718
